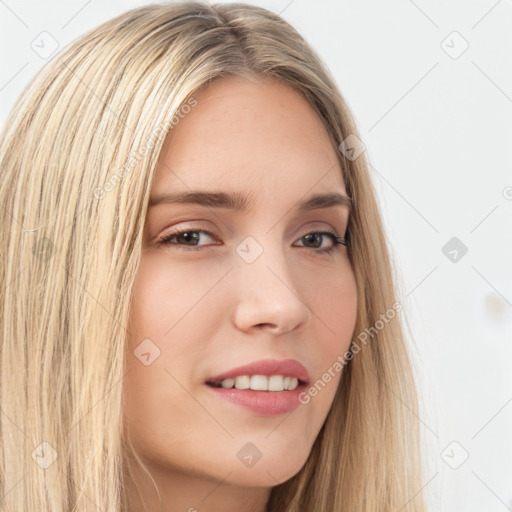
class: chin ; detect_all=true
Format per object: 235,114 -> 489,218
225,462 -> 305,488
225,447 -> 310,488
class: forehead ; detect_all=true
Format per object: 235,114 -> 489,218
152,76 -> 346,197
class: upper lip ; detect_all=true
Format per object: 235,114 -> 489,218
206,358 -> 310,384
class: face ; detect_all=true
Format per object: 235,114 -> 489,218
123,76 -> 357,492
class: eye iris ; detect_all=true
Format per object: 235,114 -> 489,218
304,233 -> 322,248
177,231 -> 199,245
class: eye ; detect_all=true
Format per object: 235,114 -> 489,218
156,227 -> 348,253
294,230 -> 347,254
157,229 -> 217,251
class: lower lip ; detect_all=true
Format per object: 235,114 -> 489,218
205,383 -> 307,416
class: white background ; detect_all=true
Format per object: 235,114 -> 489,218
1,1 -> 511,510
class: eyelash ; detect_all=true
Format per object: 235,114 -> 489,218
156,228 -> 348,254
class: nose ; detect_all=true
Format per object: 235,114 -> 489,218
231,242 -> 311,335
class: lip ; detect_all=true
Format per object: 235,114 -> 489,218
204,358 -> 310,417
205,383 -> 308,416
205,358 -> 311,384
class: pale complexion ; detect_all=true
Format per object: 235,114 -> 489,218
122,76 -> 358,512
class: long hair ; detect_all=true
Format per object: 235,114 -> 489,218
0,2 -> 425,510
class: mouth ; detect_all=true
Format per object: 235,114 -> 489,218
203,358 -> 310,416
205,375 -> 308,391
204,375 -> 309,417
205,357 -> 310,392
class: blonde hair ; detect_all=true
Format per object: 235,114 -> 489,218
0,2 -> 425,511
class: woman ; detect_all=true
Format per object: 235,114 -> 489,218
0,2 -> 424,511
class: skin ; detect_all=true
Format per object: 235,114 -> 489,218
122,76 -> 358,512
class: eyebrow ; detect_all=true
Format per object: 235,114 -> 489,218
148,190 -> 352,212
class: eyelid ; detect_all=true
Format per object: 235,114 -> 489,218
158,223 -> 218,241
157,220 -> 345,243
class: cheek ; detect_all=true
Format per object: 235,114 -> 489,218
306,265 -> 357,394
123,255 -> 229,442
309,263 -> 358,341
127,253 -> 222,337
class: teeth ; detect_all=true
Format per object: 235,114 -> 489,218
212,375 -> 300,391
221,378 -> 236,389
288,377 -> 299,390
268,375 -> 283,391
235,375 -> 250,390
250,375 -> 268,391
